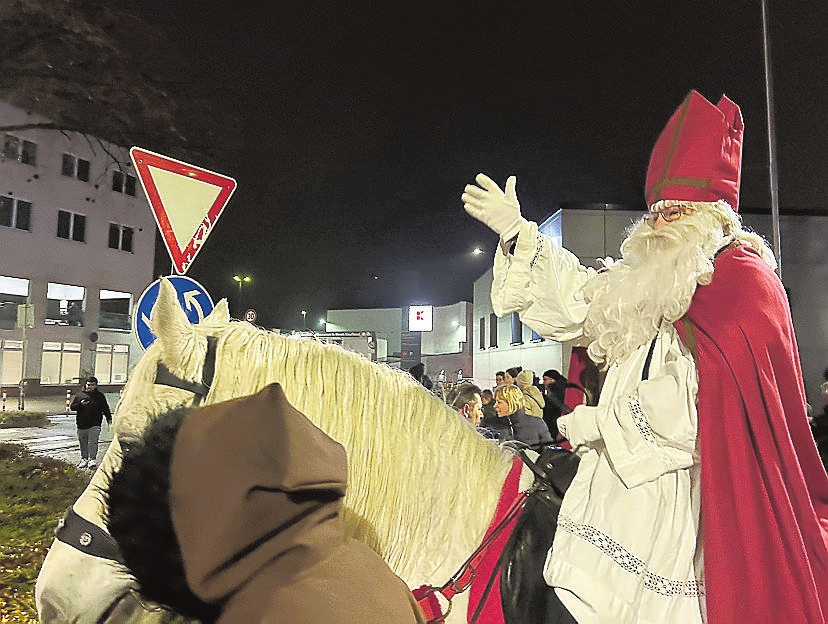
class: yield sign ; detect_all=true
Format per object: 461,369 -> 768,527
130,147 -> 236,274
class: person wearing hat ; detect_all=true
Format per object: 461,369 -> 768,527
463,91 -> 828,623
106,384 -> 425,623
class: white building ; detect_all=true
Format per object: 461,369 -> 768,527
325,301 -> 473,387
473,204 -> 828,408
0,102 -> 156,396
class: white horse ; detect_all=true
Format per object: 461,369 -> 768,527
36,278 -> 540,623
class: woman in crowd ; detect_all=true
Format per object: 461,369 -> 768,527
490,384 -> 553,450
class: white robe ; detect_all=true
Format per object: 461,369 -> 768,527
492,221 -> 704,624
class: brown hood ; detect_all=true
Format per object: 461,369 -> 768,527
170,383 -> 423,623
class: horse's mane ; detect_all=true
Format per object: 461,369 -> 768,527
116,317 -> 514,581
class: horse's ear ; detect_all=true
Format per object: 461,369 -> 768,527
202,298 -> 230,327
149,278 -> 194,344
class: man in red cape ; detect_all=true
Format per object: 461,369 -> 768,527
463,90 -> 828,622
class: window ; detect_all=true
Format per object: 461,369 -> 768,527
108,223 -> 134,252
45,282 -> 85,327
479,317 -> 486,350
489,312 -> 498,348
99,289 -> 132,330
0,340 -> 23,385
40,342 -> 81,385
510,312 -> 523,345
3,134 -> 37,165
530,329 -> 544,342
61,153 -> 90,182
57,210 -> 86,242
94,343 -> 129,384
112,170 -> 137,196
0,276 -> 29,331
0,196 -> 31,231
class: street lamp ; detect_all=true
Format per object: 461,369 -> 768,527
232,275 -> 251,314
300,309 -> 307,329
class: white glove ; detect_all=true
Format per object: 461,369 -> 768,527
462,173 -> 526,241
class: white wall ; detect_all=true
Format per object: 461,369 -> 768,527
0,102 -> 156,388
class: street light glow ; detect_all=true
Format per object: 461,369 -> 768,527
233,275 -> 251,283
472,247 -> 484,255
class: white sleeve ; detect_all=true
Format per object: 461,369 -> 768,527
490,220 -> 597,343
599,346 -> 699,489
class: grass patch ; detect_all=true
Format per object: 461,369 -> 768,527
0,411 -> 50,429
0,442 -> 88,621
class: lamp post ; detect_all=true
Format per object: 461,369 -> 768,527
232,275 -> 251,315
300,309 -> 307,329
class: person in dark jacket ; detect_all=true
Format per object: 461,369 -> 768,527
407,362 -> 433,390
489,384 -> 553,450
70,376 -> 111,469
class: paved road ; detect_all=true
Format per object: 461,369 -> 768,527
0,393 -> 119,467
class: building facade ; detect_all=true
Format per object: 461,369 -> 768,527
0,102 -> 156,396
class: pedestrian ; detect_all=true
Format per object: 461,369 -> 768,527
407,362 -> 433,391
462,90 -> 828,622
70,376 -> 111,469
489,384 -> 553,450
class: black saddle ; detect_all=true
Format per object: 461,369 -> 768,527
499,446 -> 580,624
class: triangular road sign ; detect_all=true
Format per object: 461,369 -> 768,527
130,147 -> 236,274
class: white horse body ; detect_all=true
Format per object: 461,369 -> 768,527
37,279 -> 533,623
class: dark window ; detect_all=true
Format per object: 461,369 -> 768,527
21,140 -> 37,165
124,174 -> 136,196
3,135 -> 19,159
489,312 -> 498,348
108,223 -> 133,252
511,312 -> 523,345
57,210 -> 70,239
479,317 -> 486,350
71,214 -> 85,241
61,154 -> 75,176
112,170 -> 124,191
531,329 -> 544,342
57,210 -> 85,242
0,196 -> 12,227
15,201 -> 31,231
1,196 -> 32,231
77,158 -> 90,181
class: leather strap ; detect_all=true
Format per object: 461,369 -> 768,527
55,507 -> 125,564
153,336 -> 218,406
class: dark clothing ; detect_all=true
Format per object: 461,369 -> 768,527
481,401 -> 497,422
70,389 -> 111,429
482,408 -> 553,449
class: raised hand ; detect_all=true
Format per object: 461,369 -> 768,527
462,173 -> 526,240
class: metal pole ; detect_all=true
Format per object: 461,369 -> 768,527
761,0 -> 782,278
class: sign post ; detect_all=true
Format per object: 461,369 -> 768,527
130,147 -> 236,275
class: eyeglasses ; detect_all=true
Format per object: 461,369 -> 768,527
644,204 -> 696,223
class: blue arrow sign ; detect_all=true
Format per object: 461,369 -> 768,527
133,276 -> 214,350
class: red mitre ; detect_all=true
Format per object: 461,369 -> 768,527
645,90 -> 744,211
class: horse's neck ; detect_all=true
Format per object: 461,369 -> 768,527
383,450 -> 523,587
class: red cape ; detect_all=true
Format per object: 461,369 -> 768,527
677,244 -> 828,623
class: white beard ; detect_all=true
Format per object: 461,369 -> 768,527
582,208 -> 730,367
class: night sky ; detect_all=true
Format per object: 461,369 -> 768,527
133,1 -> 828,329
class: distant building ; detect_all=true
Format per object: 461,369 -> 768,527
0,102 -> 156,395
325,301 -> 474,393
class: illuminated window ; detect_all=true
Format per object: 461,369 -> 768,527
45,282 -> 85,327
99,289 -> 132,330
40,342 -> 81,385
94,343 -> 129,384
0,276 -> 29,330
0,340 -> 23,385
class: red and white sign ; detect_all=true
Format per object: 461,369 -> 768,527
408,305 -> 433,332
244,308 -> 257,324
130,147 -> 236,275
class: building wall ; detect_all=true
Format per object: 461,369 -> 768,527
0,102 -> 156,393
325,307 -> 403,356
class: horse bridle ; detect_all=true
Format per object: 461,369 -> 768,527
54,336 -> 220,564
